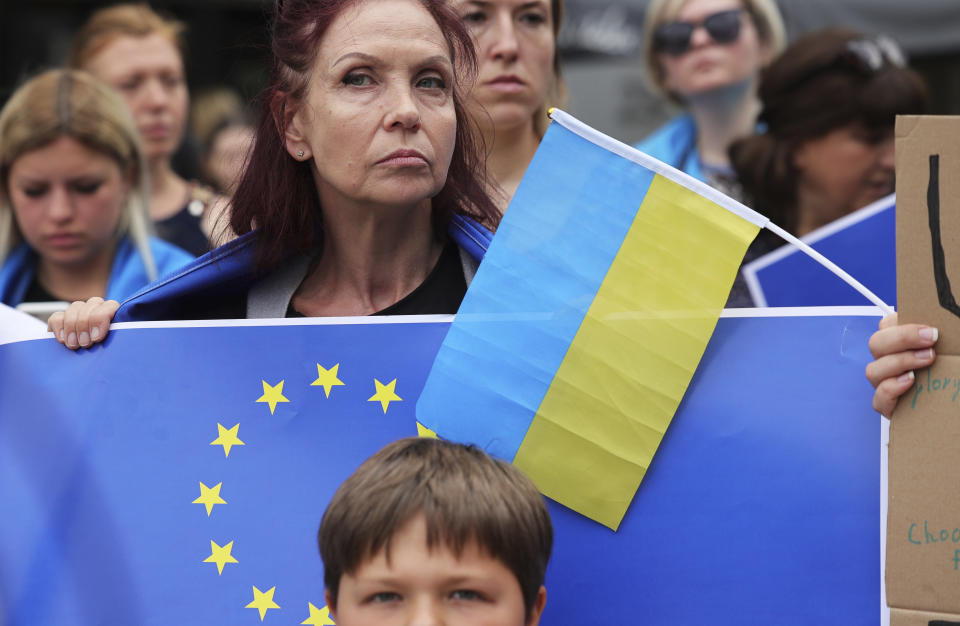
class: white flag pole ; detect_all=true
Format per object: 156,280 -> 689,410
763,221 -> 895,315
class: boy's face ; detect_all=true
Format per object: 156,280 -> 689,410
327,514 -> 546,626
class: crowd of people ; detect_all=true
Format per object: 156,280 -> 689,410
0,0 -> 943,620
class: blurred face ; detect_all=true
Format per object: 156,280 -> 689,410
286,0 -> 456,211
206,124 -> 254,195
658,0 -> 768,99
792,123 -> 896,232
85,33 -> 188,163
329,514 -> 545,626
7,136 -> 128,270
453,0 -> 555,133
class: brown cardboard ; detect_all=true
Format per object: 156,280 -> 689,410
891,608 -> 960,626
888,116 -> 960,621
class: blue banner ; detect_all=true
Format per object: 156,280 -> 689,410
0,313 -> 881,624
744,195 -> 895,307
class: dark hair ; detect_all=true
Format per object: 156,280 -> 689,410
230,0 -> 500,269
730,28 -> 929,226
318,437 -> 553,618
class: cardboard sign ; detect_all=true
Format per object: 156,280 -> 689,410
888,116 -> 960,624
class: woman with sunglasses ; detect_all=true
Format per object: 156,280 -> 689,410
635,0 -> 785,198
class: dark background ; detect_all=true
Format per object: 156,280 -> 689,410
3,0 -> 959,143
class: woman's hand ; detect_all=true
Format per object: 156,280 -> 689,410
48,297 -> 120,350
866,313 -> 939,417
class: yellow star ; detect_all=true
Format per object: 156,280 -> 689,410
210,423 -> 245,458
416,422 -> 438,439
301,602 -> 335,625
203,539 -> 238,575
311,363 -> 345,398
192,481 -> 226,516
246,585 -> 280,621
368,378 -> 402,414
256,380 -> 289,415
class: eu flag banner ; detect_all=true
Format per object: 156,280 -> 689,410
743,194 -> 896,307
0,312 -> 882,624
416,109 -> 768,529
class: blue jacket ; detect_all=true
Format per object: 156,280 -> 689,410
0,237 -> 193,307
115,214 -> 494,323
633,114 -> 705,181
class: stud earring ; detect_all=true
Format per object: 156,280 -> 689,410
297,150 -> 304,158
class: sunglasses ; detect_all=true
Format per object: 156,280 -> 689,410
654,9 -> 744,56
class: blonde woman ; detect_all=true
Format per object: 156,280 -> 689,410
452,0 -> 565,212
635,0 -> 785,198
0,69 -> 192,310
69,3 -> 227,256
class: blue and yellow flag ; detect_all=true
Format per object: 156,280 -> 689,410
417,110 -> 768,530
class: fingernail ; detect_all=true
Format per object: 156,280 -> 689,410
898,371 -> 915,384
67,332 -> 76,347
914,348 -> 934,360
90,327 -> 100,341
78,332 -> 89,346
58,329 -> 64,342
919,327 -> 939,342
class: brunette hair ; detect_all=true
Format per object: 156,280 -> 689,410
319,437 -> 553,617
230,0 -> 501,270
68,3 -> 187,70
730,29 -> 929,227
0,69 -> 155,277
642,0 -> 786,103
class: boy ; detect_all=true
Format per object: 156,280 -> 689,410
318,437 -> 553,625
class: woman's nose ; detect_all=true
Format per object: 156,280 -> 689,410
489,13 -> 520,61
140,78 -> 169,109
877,136 -> 896,170
384,86 -> 422,131
47,187 -> 74,222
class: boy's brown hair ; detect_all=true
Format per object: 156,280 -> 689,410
318,437 -> 553,617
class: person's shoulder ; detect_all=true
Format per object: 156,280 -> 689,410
115,233 -> 260,323
147,237 -> 196,277
633,114 -> 697,157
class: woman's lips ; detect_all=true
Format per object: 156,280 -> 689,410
377,149 -> 428,167
141,124 -> 171,140
484,75 -> 527,93
45,233 -> 83,248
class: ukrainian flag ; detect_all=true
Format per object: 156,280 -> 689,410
417,110 -> 768,530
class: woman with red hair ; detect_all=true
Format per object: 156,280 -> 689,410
50,0 -> 501,348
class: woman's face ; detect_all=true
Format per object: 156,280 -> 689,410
286,0 -> 457,212
792,123 -> 896,230
453,0 -> 555,133
85,33 -> 189,163
658,0 -> 768,99
7,136 -> 129,270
